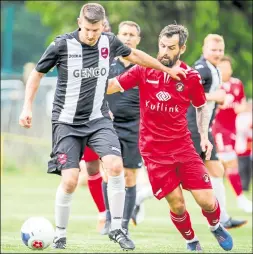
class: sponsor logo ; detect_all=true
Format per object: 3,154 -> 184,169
195,64 -> 204,69
146,100 -> 179,113
101,47 -> 109,58
146,79 -> 159,85
176,82 -> 184,92
73,68 -> 107,78
57,153 -> 67,165
156,91 -> 171,101
69,54 -> 82,58
203,173 -> 210,183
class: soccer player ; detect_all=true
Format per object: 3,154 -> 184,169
212,56 -> 252,213
187,34 -> 247,229
107,24 -> 233,252
18,3 -> 186,251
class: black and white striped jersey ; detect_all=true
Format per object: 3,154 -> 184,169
187,56 -> 222,135
36,29 -> 131,125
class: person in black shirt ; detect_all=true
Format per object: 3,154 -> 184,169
19,3 -> 186,251
101,21 -> 142,236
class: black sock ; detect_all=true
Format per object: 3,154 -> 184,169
122,185 -> 136,229
102,181 -> 111,221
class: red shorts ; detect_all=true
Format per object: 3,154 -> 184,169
212,123 -> 236,153
143,147 -> 212,200
81,147 -> 99,162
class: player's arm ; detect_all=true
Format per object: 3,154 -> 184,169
107,65 -> 141,94
19,41 -> 59,128
111,35 -> 186,81
194,63 -> 225,104
190,76 -> 213,159
124,48 -> 186,81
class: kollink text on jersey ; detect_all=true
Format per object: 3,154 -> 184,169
145,100 -> 179,113
73,67 -> 108,78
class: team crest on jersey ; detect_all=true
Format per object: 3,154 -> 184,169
57,153 -> 67,165
176,82 -> 184,92
203,173 -> 210,183
101,47 -> 109,58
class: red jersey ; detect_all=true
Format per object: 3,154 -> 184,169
117,61 -> 206,156
213,77 -> 245,133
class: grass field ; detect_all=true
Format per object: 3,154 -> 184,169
1,169 -> 252,253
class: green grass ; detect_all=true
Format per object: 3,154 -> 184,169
1,170 -> 252,253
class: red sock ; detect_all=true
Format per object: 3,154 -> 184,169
87,172 -> 106,213
226,168 -> 243,196
170,210 -> 195,240
202,199 -> 220,226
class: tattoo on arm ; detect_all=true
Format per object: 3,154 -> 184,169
196,103 -> 210,139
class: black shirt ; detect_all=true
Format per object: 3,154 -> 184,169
106,58 -> 140,122
187,56 -> 222,136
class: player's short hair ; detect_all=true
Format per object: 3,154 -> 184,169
220,55 -> 233,65
159,24 -> 188,47
203,34 -> 224,46
118,21 -> 141,36
80,3 -> 105,24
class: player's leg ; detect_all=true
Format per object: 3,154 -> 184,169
238,155 -> 252,191
48,124 -> 84,249
165,186 -> 202,251
194,132 -> 244,228
88,119 -> 135,250
179,152 -> 233,251
222,156 -> 252,213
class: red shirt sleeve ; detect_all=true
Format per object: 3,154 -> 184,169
238,80 -> 246,102
189,74 -> 207,108
116,65 -> 142,90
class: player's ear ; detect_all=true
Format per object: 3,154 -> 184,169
136,36 -> 141,46
77,17 -> 82,29
180,44 -> 186,55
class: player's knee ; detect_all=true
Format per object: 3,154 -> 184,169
86,160 -> 100,176
102,155 -> 123,176
168,198 -> 186,215
125,168 -> 137,187
61,169 -> 79,193
205,160 -> 224,177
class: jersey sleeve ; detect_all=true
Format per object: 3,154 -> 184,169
111,35 -> 132,57
35,41 -> 59,73
238,80 -> 246,102
193,62 -> 212,93
189,75 -> 207,108
116,65 -> 141,91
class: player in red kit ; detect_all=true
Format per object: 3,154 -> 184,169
107,24 -> 233,252
212,56 -> 252,214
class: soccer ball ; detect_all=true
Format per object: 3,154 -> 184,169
21,217 -> 55,250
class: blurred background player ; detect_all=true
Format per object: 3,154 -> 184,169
235,99 -> 252,192
211,55 -> 252,214
187,34 -> 247,229
107,24 -> 233,252
102,21 -> 143,236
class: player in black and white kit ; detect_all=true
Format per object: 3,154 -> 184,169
19,3 -> 186,251
187,34 -> 246,229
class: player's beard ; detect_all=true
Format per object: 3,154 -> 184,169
157,51 -> 181,68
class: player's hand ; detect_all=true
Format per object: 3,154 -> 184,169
166,66 -> 187,81
200,138 -> 213,160
19,108 -> 32,128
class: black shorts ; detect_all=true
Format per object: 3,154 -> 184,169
113,119 -> 142,169
191,131 -> 218,161
48,117 -> 121,175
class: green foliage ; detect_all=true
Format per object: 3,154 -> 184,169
25,0 -> 252,98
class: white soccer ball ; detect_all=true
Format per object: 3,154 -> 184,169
21,217 -> 55,250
